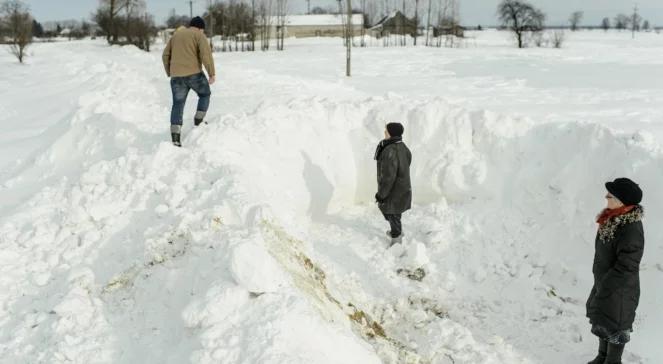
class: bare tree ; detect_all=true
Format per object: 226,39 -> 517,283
631,4 -> 641,39
614,14 -> 630,31
569,10 -> 582,31
95,0 -> 144,43
345,0 -> 352,76
1,0 -> 32,63
133,13 -> 155,51
207,1 -> 254,52
436,0 -> 452,47
94,0 -> 154,51
445,0 -> 460,48
643,20 -> 650,31
256,0 -> 273,51
251,0 -> 256,51
359,0 -> 366,47
205,0 -> 215,50
275,0 -> 287,50
497,0 -> 545,49
166,9 -> 190,28
601,17 -> 610,32
551,30 -> 564,48
425,0 -> 432,46
311,6 -> 330,14
97,0 -> 126,43
413,0 -> 419,45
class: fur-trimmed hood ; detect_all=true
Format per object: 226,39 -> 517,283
598,205 -> 644,243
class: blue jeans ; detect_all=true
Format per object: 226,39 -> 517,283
170,72 -> 211,126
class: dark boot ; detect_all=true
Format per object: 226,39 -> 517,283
605,343 -> 625,364
171,125 -> 182,147
194,111 -> 207,126
587,339 -> 607,364
171,133 -> 181,147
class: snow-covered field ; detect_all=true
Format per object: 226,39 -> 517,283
1,30 -> 662,364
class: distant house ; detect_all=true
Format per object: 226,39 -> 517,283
369,11 -> 417,37
271,14 -> 365,38
60,28 -> 72,37
159,26 -> 190,43
432,24 -> 465,38
159,28 -> 176,43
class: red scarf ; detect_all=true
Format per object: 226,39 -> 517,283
596,205 -> 636,225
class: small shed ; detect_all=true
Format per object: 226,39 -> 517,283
433,24 -> 465,38
369,11 -> 417,37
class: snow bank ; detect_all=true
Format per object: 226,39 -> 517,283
188,94 -> 662,362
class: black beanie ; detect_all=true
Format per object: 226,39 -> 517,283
386,122 -> 404,137
190,16 -> 206,30
605,178 -> 643,205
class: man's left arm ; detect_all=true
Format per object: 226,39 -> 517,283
162,38 -> 172,77
198,34 -> 216,83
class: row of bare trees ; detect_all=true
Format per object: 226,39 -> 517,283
94,0 -> 157,51
0,0 -> 31,63
571,9 -> 653,35
190,0 -> 467,51
197,0 -> 287,52
339,0 -> 464,48
606,9 -> 651,38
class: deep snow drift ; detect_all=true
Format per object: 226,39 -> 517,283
1,31 -> 662,364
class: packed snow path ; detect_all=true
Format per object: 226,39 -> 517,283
1,32 -> 662,363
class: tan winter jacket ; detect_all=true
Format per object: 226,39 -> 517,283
162,27 -> 216,78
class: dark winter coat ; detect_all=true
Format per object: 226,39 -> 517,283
586,206 -> 645,333
375,137 -> 412,214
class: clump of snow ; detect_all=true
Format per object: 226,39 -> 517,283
230,241 -> 288,293
405,242 -> 430,268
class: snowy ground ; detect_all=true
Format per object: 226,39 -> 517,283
1,30 -> 662,364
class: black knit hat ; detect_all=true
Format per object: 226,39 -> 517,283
190,16 -> 206,30
386,122 -> 404,137
605,178 -> 643,205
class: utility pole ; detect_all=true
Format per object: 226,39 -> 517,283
632,3 -> 638,39
346,0 -> 352,76
188,0 -> 193,18
306,0 -> 311,14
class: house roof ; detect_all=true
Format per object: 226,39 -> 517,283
370,10 -> 413,30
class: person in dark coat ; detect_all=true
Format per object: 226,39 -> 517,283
586,178 -> 644,364
374,122 -> 412,246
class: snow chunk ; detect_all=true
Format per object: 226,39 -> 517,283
406,242 -> 430,268
230,242 -> 288,293
182,282 -> 250,328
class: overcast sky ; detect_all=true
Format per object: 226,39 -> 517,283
26,0 -> 663,26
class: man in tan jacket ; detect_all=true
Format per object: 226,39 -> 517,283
162,16 -> 216,147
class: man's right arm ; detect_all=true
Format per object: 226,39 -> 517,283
162,38 -> 172,77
